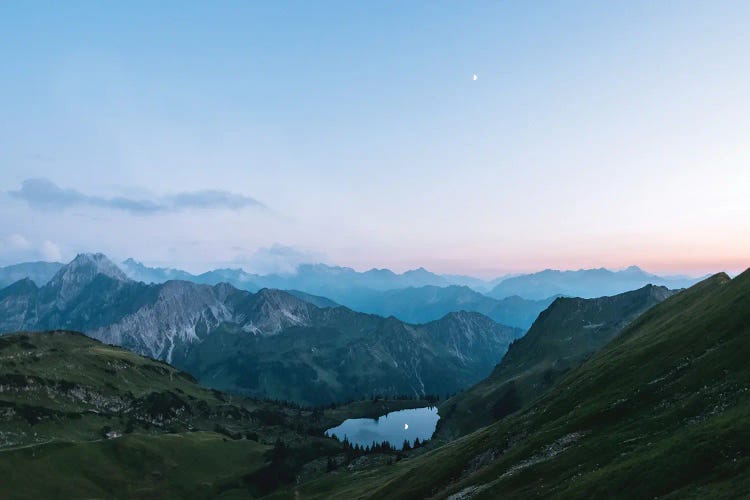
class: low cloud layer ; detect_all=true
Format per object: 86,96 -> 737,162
8,178 -> 266,215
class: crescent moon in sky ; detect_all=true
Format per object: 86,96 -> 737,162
473,74 -> 478,81
404,423 -> 409,430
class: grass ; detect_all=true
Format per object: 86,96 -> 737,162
0,330 -> 437,498
437,284 -> 675,438
0,432 -> 269,499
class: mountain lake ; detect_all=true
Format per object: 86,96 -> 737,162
325,406 -> 440,449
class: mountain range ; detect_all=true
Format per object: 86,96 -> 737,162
2,257 -> 701,330
488,265 -> 700,300
122,259 -> 701,300
120,258 -> 490,292
0,253 -> 523,405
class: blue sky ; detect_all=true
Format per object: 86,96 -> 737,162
1,1 -> 749,275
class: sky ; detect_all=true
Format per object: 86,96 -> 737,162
1,1 -> 749,277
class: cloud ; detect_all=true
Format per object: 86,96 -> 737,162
40,241 -> 63,261
169,190 -> 265,210
6,234 -> 32,250
8,178 -> 267,215
234,244 -> 327,275
0,234 -> 64,264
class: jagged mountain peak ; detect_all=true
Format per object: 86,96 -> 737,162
45,253 -> 129,304
233,288 -> 316,336
65,253 -> 128,280
254,287 -> 309,305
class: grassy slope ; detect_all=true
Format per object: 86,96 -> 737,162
0,432 -> 269,499
439,284 -> 674,438
0,330 -> 268,448
301,270 -> 750,498
0,330 -> 435,498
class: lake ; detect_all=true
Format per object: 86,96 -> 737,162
325,406 -> 440,449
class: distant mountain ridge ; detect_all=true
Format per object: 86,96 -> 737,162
2,257 -> 702,329
0,261 -> 63,289
338,285 -> 556,329
0,253 -> 523,405
120,259 -> 457,291
488,265 -> 700,300
3,258 -> 706,298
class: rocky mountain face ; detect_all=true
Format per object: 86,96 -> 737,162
439,284 -> 677,437
0,254 -> 523,405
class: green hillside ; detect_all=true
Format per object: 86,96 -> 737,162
439,284 -> 675,437
0,330 -> 425,498
301,270 -> 750,498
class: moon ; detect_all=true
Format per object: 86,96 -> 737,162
404,423 -> 409,430
472,74 -> 478,81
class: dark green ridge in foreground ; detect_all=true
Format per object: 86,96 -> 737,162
439,284 -> 676,438
299,270 -> 750,498
0,331 -> 429,499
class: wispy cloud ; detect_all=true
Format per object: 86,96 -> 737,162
8,178 -> 267,215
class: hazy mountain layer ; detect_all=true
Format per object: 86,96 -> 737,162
488,265 -> 699,300
0,261 -> 63,289
121,258 -> 457,291
338,285 -> 555,329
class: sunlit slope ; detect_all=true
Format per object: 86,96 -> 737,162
303,270 -> 750,498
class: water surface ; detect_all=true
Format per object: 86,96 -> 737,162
325,406 -> 439,449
